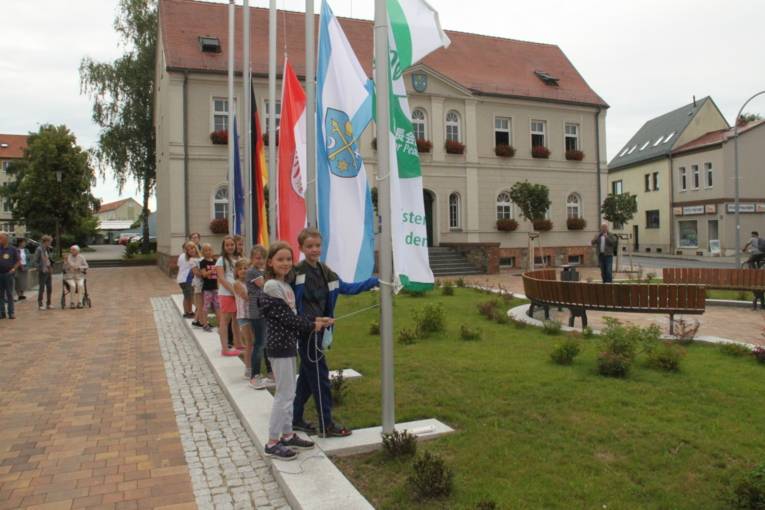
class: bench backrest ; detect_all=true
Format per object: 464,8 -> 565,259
663,267 -> 765,290
523,272 -> 705,313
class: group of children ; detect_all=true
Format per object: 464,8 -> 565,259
176,228 -> 378,461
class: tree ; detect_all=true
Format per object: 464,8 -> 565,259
601,193 -> 638,227
737,112 -> 762,127
80,0 -> 156,253
1,125 -> 100,247
509,181 -> 551,225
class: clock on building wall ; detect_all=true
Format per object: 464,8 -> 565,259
412,73 -> 428,93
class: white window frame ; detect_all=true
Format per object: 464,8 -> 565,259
679,167 -> 687,192
704,162 -> 713,189
566,193 -> 581,219
412,108 -> 427,141
448,192 -> 461,229
692,164 -> 700,190
212,97 -> 231,133
212,184 -> 229,220
496,191 -> 513,220
564,123 -> 580,152
531,120 -> 546,148
264,99 -> 281,134
445,110 -> 461,142
495,116 -> 512,147
612,180 -> 623,195
653,171 -> 659,191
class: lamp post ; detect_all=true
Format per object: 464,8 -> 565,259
55,170 -> 62,258
733,90 -> 765,267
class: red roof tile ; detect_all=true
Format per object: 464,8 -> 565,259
98,198 -> 136,214
159,0 -> 607,107
672,120 -> 765,154
0,134 -> 28,160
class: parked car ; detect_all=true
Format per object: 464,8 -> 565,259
117,234 -> 132,245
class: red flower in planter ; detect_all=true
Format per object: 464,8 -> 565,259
533,219 -> 553,231
567,217 -> 586,230
531,146 -> 550,159
416,138 -> 433,153
496,218 -> 518,232
210,130 -> 228,145
209,218 -> 229,234
495,144 -> 516,158
445,140 -> 465,155
565,149 -> 584,161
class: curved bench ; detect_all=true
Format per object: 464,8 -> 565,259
663,268 -> 765,309
522,269 -> 706,333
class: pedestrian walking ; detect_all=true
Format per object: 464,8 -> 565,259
0,232 -> 20,319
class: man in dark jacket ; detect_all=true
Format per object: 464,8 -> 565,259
32,235 -> 54,310
0,232 -> 20,319
592,223 -> 618,283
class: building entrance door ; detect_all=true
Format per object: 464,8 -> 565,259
423,190 -> 434,247
708,220 -> 719,252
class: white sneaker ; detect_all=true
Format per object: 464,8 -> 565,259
262,376 -> 276,389
250,375 -> 269,390
39,305 -> 46,311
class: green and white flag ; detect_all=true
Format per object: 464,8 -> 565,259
385,0 -> 450,292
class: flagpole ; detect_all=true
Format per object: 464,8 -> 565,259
268,0 -> 277,240
374,0 -> 395,434
228,0 -> 235,234
243,0 -> 253,249
305,0 -> 317,227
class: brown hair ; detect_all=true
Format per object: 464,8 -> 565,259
41,235 -> 53,243
234,258 -> 250,273
250,244 -> 267,259
265,241 -> 294,280
233,235 -> 244,257
220,235 -> 236,272
297,228 -> 322,247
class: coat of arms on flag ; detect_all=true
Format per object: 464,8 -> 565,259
325,108 -> 362,178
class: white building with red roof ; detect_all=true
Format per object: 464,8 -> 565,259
0,133 -> 28,234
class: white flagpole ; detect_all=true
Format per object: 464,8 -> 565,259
305,0 -> 317,227
374,0 -> 395,434
228,0 -> 235,234
268,0 -> 277,240
243,0 -> 253,249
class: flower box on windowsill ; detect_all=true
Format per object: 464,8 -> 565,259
210,130 -> 228,145
209,218 -> 229,234
533,219 -> 553,231
565,149 -> 584,161
416,138 -> 433,153
496,218 -> 518,232
567,217 -> 586,230
495,144 -> 516,158
445,140 -> 465,155
531,146 -> 550,159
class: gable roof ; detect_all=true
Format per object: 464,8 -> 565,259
158,0 -> 607,108
98,198 -> 140,214
608,97 -> 722,171
672,119 -> 765,155
0,134 -> 28,160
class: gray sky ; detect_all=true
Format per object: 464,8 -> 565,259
2,0 -> 764,209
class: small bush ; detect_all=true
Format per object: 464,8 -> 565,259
402,288 -> 428,298
124,240 -> 140,259
672,318 -> 700,344
413,303 -> 445,337
645,272 -> 657,283
550,338 -> 581,365
455,277 -> 466,288
460,324 -> 481,341
331,370 -> 347,405
542,319 -> 563,336
731,462 -> 765,509
754,347 -> 765,364
597,351 -> 632,378
646,342 -> 686,372
720,343 -> 753,357
495,313 -> 509,325
381,429 -> 417,459
398,328 -> 418,345
408,451 -> 453,501
369,320 -> 380,335
477,300 -> 499,320
441,281 -> 455,296
582,326 -> 594,338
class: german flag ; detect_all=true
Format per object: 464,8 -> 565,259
251,85 -> 270,247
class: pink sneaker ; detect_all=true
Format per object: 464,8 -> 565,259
221,349 -> 242,357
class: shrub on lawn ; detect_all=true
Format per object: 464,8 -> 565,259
408,451 -> 453,501
495,313 -> 509,325
460,324 -> 481,341
369,320 -> 380,335
381,429 -> 417,459
414,303 -> 445,337
646,342 -> 686,372
331,370 -> 347,405
597,351 -> 633,378
542,319 -> 563,335
582,326 -> 595,338
719,343 -> 753,357
398,328 -> 418,345
477,299 -> 499,320
550,338 -> 581,365
672,318 -> 700,345
456,277 -> 466,288
441,281 -> 455,296
731,462 -> 765,509
753,347 -> 765,365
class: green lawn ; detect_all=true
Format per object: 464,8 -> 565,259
312,288 -> 765,509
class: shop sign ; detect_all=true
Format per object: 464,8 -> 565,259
705,204 -> 717,214
727,203 -> 758,213
682,205 -> 705,215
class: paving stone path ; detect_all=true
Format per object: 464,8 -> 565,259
151,297 -> 291,510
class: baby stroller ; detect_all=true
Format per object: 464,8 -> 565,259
61,270 -> 92,309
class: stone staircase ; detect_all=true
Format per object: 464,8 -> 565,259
428,246 -> 484,276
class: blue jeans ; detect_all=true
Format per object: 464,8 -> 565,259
293,330 -> 333,430
248,318 -> 271,376
599,254 -> 613,283
0,272 -> 14,317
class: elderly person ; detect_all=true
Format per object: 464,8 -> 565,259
0,232 -> 20,319
14,238 -> 30,301
591,223 -> 618,283
63,245 -> 89,308
33,235 -> 54,310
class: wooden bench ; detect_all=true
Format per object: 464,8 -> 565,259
663,268 -> 765,309
522,269 -> 706,333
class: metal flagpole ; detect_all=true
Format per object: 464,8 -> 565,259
373,0 -> 395,434
228,0 -> 235,234
268,0 -> 277,240
243,0 -> 253,250
305,0 -> 317,227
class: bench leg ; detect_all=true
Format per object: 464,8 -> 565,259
753,291 -> 764,310
568,308 -> 588,329
527,302 -> 536,318
544,305 -> 550,320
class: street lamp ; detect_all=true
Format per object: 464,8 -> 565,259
55,170 -> 62,258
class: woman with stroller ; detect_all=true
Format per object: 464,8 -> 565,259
63,245 -> 89,308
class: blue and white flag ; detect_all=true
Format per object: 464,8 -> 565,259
232,115 -> 244,236
317,0 -> 375,282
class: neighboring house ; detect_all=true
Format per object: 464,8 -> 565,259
671,120 -> 765,256
96,197 -> 142,222
0,134 -> 28,234
155,0 -> 609,273
607,97 -> 729,254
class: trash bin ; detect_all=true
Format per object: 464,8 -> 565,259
560,264 -> 580,282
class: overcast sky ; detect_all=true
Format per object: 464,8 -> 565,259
2,0 -> 764,209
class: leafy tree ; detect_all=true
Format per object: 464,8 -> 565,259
1,125 -> 100,248
509,181 -> 551,225
601,193 -> 637,227
80,0 -> 156,253
737,112 -> 762,126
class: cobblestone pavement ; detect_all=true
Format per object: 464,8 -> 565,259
151,297 -> 290,510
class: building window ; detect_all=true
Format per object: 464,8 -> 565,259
445,110 -> 461,142
496,191 -> 513,220
213,185 -> 228,220
568,255 -> 583,265
564,123 -> 580,151
448,193 -> 461,229
678,220 -> 698,247
1,161 -> 9,173
692,165 -> 700,189
265,100 -> 281,133
212,98 -> 230,133
412,108 -> 427,140
646,210 -> 660,229
612,180 -> 623,195
680,167 -> 687,191
531,120 -> 546,148
499,257 -> 515,268
652,171 -> 659,191
566,193 -> 581,219
644,173 -> 651,192
495,117 -> 511,146
705,162 -> 713,188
